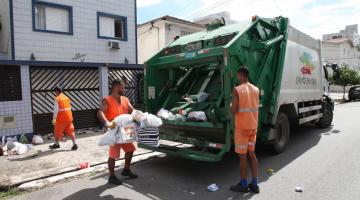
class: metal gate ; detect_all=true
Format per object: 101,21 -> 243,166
108,68 -> 144,109
30,67 -> 100,134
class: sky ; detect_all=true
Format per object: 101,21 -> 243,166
137,0 -> 360,39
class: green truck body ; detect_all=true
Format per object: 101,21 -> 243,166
141,16 -> 333,162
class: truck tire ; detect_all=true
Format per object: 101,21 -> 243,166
317,102 -> 333,128
272,112 -> 290,154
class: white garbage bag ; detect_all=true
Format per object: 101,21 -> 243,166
114,114 -> 133,126
187,111 -> 207,122
32,135 -> 44,144
98,128 -> 118,146
12,142 -> 28,155
116,123 -> 137,144
143,114 -> 163,128
157,108 -> 174,120
131,110 -> 147,122
168,114 -> 186,121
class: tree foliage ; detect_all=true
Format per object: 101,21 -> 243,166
333,64 -> 360,99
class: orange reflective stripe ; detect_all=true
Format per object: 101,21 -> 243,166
238,108 -> 258,112
58,108 -> 71,112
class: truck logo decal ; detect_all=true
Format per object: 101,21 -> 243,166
299,52 -> 315,76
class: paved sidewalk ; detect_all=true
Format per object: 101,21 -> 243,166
0,129 -> 152,187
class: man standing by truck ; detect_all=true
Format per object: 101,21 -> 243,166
49,86 -> 78,150
97,79 -> 138,185
230,66 -> 260,193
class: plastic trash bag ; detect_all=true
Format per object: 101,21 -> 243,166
10,142 -> 28,155
6,136 -> 17,143
114,114 -> 134,126
187,111 -> 207,122
157,108 -> 174,120
32,135 -> 44,144
131,110 -> 147,122
116,123 -> 137,144
19,134 -> 29,144
98,128 -> 117,146
143,114 -> 163,128
168,114 -> 186,121
136,126 -> 160,147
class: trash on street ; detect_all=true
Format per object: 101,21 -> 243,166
207,183 -> 220,192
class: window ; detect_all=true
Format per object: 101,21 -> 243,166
97,12 -> 127,41
32,1 -> 73,35
0,66 -> 22,102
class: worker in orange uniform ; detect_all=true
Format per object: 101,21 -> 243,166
230,66 -> 260,193
49,86 -> 78,150
97,79 -> 138,185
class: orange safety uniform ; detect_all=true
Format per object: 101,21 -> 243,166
104,95 -> 136,159
234,82 -> 260,154
54,93 -> 75,140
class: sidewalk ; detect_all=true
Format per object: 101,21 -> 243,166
329,92 -> 347,101
0,129 -> 153,187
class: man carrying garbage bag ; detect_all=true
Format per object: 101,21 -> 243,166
49,86 -> 78,150
97,79 -> 138,185
230,66 -> 260,193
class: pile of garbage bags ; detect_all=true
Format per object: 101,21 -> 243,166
1,134 -> 42,156
99,110 -> 162,147
157,108 -> 207,122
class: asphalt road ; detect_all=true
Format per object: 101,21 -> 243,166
12,101 -> 360,200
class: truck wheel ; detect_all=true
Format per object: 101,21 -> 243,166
272,112 -> 290,154
317,102 -> 333,128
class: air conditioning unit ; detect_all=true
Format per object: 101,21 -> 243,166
108,40 -> 120,49
0,115 -> 16,130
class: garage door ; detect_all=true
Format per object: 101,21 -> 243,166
30,67 -> 100,134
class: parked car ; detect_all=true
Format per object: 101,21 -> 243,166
348,86 -> 360,101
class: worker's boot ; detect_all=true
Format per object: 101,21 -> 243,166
108,176 -> 122,185
121,169 -> 138,179
49,143 -> 60,149
71,144 -> 78,151
230,182 -> 249,193
249,184 -> 260,193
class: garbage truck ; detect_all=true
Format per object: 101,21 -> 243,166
141,16 -> 334,162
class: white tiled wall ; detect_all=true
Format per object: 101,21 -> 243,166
12,0 -> 136,64
0,65 -> 33,137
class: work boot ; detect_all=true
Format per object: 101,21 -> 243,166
49,143 -> 60,149
108,176 -> 122,185
230,182 -> 249,193
249,184 -> 260,194
71,144 -> 78,151
121,169 -> 138,179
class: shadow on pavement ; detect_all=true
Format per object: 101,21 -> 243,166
63,125 -> 334,200
62,175 -> 129,200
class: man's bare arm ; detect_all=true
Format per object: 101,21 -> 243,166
97,100 -> 115,128
230,88 -> 239,113
128,101 -> 135,114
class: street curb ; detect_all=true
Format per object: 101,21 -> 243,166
17,151 -> 164,191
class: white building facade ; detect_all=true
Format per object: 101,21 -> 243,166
322,24 -> 360,71
0,0 -> 141,138
137,16 -> 204,64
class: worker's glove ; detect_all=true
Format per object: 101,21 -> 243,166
52,119 -> 56,126
105,121 -> 116,129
